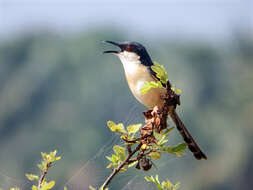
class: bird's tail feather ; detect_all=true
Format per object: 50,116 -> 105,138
169,109 -> 207,160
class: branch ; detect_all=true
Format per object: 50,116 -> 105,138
101,143 -> 142,189
101,78 -> 182,189
38,162 -> 52,188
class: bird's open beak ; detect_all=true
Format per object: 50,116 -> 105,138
103,41 -> 123,54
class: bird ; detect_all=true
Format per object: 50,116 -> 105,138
104,41 -> 207,160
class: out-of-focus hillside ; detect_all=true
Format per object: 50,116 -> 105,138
0,30 -> 252,190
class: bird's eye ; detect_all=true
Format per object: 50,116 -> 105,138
125,45 -> 131,51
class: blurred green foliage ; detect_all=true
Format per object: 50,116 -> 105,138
145,175 -> 180,190
0,29 -> 252,190
26,150 -> 61,190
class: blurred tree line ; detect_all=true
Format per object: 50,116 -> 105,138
0,29 -> 252,190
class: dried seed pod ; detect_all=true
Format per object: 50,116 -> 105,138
139,157 -> 152,171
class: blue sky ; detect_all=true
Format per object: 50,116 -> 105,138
0,0 -> 252,40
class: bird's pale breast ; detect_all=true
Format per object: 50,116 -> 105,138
122,61 -> 166,109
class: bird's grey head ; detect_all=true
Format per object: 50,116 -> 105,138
104,41 -> 153,67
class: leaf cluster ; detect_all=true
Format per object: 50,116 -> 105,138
140,62 -> 181,95
25,150 -> 61,190
107,121 -> 142,143
106,121 -> 141,170
145,175 -> 180,190
106,120 -> 187,167
106,119 -> 187,190
151,128 -> 187,158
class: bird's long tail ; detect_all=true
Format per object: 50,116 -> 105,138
169,109 -> 207,160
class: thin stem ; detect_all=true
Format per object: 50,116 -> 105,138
38,162 -> 52,188
101,143 -> 142,189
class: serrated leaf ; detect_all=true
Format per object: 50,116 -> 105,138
25,174 -> 39,181
149,152 -> 161,160
127,124 -> 142,134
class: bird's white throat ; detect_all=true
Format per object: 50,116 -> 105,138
117,51 -> 141,75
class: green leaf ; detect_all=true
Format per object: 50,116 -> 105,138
41,152 -> 47,160
149,152 -> 161,160
51,150 -> 57,157
164,143 -> 187,157
9,188 -> 21,190
157,135 -> 168,146
155,175 -> 160,185
145,175 -> 180,190
37,163 -> 43,170
107,121 -> 126,134
128,160 -> 138,168
153,131 -> 162,141
174,183 -> 181,190
25,174 -> 39,181
151,62 -> 168,85
89,186 -> 96,190
171,143 -> 187,153
55,156 -> 61,161
140,81 -> 163,95
171,85 -> 182,95
113,145 -> 126,161
106,156 -> 113,162
159,138 -> 168,146
111,154 -> 118,163
145,176 -> 151,182
159,146 -> 168,152
44,181 -> 55,190
161,181 -> 170,189
106,163 -> 113,169
161,127 -> 175,136
64,187 -> 68,190
32,185 -> 38,190
127,124 -> 142,134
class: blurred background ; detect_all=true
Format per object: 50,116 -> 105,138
0,0 -> 252,189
